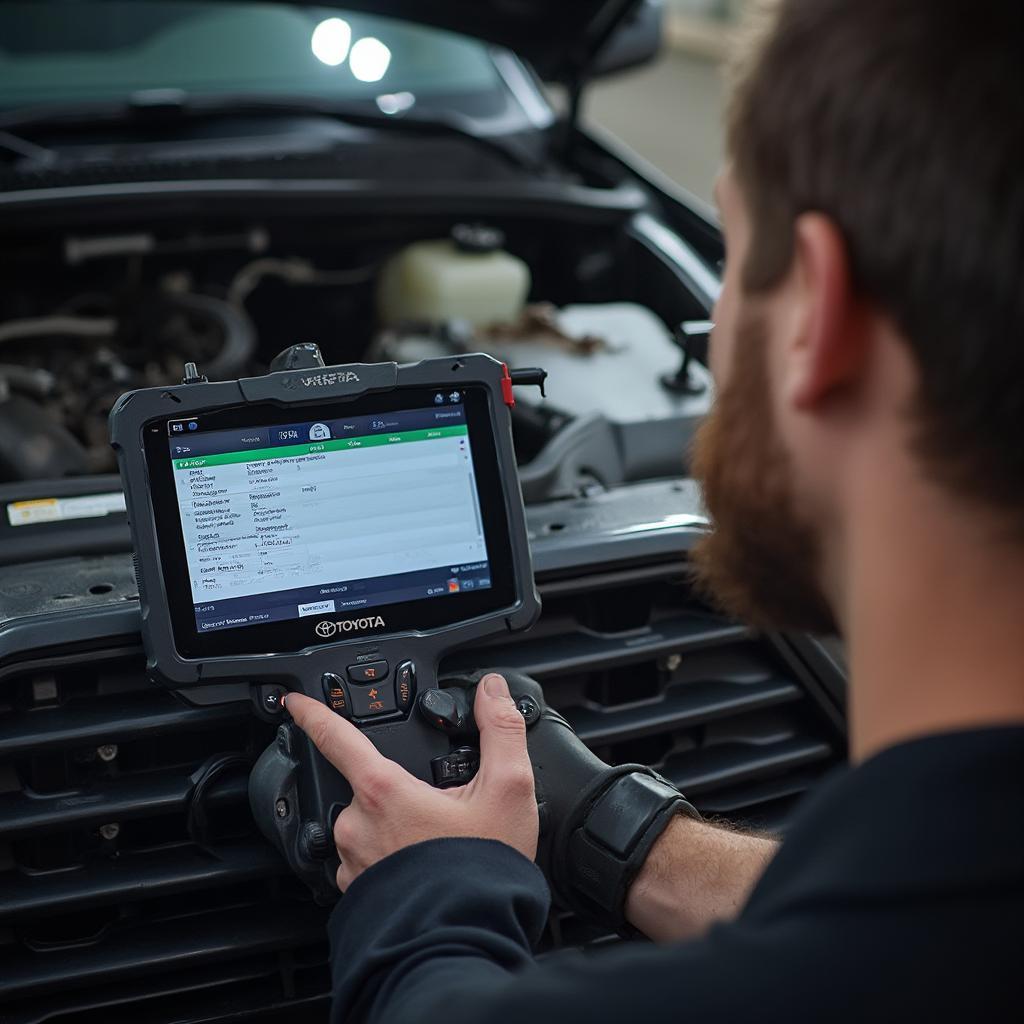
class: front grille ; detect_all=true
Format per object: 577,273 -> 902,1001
0,646 -> 328,1024
0,557 -> 845,1023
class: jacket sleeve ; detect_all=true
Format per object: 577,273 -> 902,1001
325,836 -> 880,1024
328,838 -> 550,1023
326,836 -> 762,1024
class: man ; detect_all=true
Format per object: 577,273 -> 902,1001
285,0 -> 1024,1019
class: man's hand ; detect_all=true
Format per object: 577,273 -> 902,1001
284,673 -> 538,891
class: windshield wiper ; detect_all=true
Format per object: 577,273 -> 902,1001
0,90 -> 546,173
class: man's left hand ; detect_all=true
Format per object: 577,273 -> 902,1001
284,673 -> 539,891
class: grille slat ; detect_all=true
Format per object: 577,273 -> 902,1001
0,770 -> 248,840
0,841 -> 284,922
6,960 -> 329,1024
664,737 -> 834,796
695,766 -> 830,818
450,615 -> 751,676
0,692 -> 248,759
566,676 -> 802,745
0,902 -> 327,1002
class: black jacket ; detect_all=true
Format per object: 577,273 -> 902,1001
329,726 -> 1024,1022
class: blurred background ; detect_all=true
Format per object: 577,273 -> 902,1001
588,0 -> 745,206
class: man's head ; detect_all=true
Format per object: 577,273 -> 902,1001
691,0 -> 1024,633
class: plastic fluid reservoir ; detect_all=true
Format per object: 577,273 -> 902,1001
376,224 -> 530,328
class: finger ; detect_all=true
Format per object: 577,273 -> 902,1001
472,674 -> 534,796
284,692 -> 384,782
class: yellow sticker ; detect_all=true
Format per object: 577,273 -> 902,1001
7,492 -> 126,527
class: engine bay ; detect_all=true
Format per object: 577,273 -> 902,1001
0,215 -> 713,501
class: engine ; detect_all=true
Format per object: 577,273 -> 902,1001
0,221 -> 713,500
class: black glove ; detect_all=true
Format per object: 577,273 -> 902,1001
432,670 -> 700,935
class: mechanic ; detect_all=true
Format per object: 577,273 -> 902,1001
284,0 -> 1024,1019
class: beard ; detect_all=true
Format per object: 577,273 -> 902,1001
689,311 -> 837,635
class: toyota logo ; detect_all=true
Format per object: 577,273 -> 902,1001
315,620 -> 337,638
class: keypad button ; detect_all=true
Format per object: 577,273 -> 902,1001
321,672 -> 351,719
347,660 -> 389,684
394,661 -> 416,711
349,681 -> 397,718
418,688 -> 464,733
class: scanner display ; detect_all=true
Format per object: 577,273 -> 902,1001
167,399 -> 492,633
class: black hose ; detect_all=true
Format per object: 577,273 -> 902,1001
186,753 -> 252,850
166,292 -> 257,380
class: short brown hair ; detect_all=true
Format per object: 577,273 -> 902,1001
727,0 -> 1024,522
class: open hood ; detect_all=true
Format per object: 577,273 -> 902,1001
260,0 -> 651,82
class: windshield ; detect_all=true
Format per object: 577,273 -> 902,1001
0,1 -> 503,109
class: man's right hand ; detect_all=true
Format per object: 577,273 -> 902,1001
507,667 -> 779,940
450,670 -> 702,936
286,673 -> 538,892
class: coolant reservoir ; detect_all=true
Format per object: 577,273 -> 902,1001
376,224 -> 530,328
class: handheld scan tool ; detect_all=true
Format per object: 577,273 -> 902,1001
110,346 -> 545,900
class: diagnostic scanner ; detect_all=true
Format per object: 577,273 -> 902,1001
110,347 -> 543,899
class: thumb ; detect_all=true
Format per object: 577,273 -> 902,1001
473,674 -> 534,796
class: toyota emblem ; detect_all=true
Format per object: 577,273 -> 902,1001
315,620 -> 337,638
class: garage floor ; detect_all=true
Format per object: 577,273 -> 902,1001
586,50 -> 726,208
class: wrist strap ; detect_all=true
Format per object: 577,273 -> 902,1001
562,771 -> 700,933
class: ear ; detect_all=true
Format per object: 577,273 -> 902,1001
786,213 -> 864,411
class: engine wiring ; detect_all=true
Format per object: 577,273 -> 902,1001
226,256 -> 377,309
0,290 -> 257,479
0,315 -> 116,344
0,240 -> 388,481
